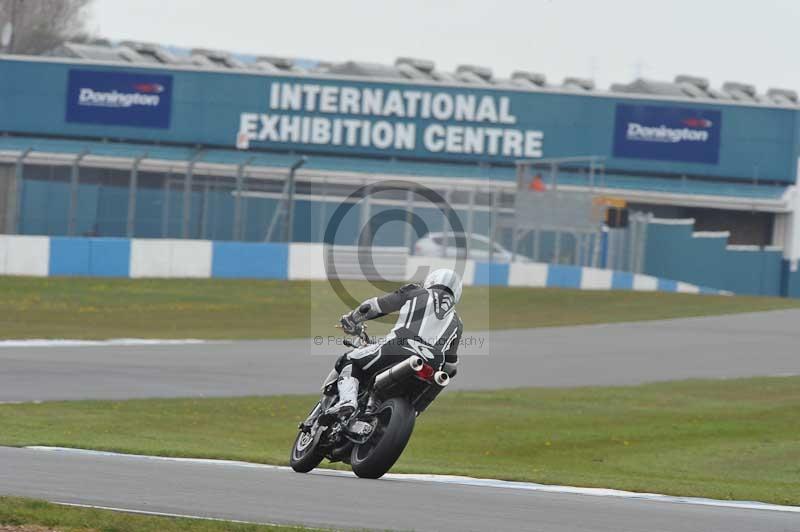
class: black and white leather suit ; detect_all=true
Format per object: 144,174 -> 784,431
337,282 -> 462,382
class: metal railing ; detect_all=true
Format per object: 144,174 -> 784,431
0,147 -> 655,271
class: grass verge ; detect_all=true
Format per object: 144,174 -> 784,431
0,496 -> 327,532
1,377 -> 798,506
1,277 -> 798,339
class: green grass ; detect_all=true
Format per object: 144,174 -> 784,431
0,277 -> 797,339
0,496 -> 329,532
1,377 -> 799,506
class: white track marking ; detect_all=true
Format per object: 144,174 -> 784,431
27,446 -> 800,514
52,501 -> 315,529
0,339 -> 208,348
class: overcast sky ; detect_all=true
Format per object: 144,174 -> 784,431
90,0 -> 799,92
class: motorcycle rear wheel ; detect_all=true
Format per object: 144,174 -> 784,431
350,397 -> 415,479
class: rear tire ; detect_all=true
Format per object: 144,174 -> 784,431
350,397 -> 415,479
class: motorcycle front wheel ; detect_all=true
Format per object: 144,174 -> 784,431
350,397 -> 415,479
290,403 -> 325,473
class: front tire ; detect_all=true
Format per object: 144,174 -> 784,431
351,397 -> 415,479
290,403 -> 325,473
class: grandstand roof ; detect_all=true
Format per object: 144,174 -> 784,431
44,40 -> 799,108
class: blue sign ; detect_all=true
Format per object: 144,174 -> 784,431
66,69 -> 173,128
613,104 -> 721,164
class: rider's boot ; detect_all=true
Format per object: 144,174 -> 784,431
325,365 -> 359,419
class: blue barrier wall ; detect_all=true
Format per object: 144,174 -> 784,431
611,271 -> 634,290
89,238 -> 131,277
49,237 -> 90,275
546,264 -> 583,288
473,262 -> 509,286
49,237 -> 131,277
211,242 -> 289,279
644,221 -> 784,296
1,57 -> 798,183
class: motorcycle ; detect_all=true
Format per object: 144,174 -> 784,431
290,325 -> 451,479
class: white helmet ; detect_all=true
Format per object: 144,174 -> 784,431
423,268 -> 463,304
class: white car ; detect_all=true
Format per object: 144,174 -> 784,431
414,232 -> 526,262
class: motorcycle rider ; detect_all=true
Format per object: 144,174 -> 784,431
327,268 -> 463,418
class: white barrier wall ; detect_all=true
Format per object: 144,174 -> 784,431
580,267 -> 614,290
0,235 -> 49,276
677,282 -> 700,294
633,274 -> 658,291
130,239 -> 171,278
170,240 -> 213,278
130,239 -> 211,278
508,262 -> 548,287
288,243 -> 328,280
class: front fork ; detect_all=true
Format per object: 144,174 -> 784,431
299,396 -> 333,431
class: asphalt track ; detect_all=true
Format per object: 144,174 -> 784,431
2,310 -> 799,531
1,309 -> 799,401
1,447 -> 798,532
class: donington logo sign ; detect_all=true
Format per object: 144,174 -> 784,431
77,84 -> 164,108
66,70 -> 173,128
625,121 -> 712,143
613,104 -> 721,164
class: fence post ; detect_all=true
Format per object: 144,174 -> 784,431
635,214 -> 652,274
126,153 -> 147,238
284,156 -> 307,243
232,158 -> 251,241
489,188 -> 499,263
182,150 -> 205,239
440,188 -> 453,257
67,150 -> 88,236
6,148 -> 30,234
553,230 -> 561,264
403,187 -> 415,253
318,178 -> 329,243
161,172 -> 171,238
358,180 -> 372,247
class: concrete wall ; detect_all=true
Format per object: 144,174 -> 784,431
784,260 -> 800,298
0,235 -> 733,296
644,218 -> 786,296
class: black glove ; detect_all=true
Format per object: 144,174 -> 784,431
340,313 -> 361,335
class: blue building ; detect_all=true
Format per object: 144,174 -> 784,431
0,43 -> 798,296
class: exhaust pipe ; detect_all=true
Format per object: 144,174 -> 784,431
412,370 -> 450,414
374,355 -> 423,393
433,371 -> 450,387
